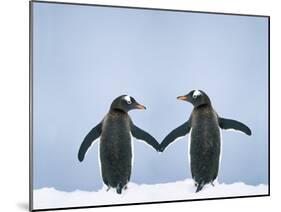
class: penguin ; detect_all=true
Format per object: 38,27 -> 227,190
159,90 -> 251,192
78,95 -> 159,194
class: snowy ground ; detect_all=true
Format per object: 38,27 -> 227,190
33,179 -> 268,210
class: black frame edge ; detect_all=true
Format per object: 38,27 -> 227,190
267,16 -> 270,197
29,1 -> 34,211
31,0 -> 269,18
32,194 -> 270,212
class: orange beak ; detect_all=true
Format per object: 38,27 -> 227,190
177,96 -> 188,101
136,104 -> 146,110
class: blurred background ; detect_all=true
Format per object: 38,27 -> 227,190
32,2 -> 268,191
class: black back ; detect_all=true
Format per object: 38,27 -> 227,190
190,105 -> 221,187
100,109 -> 132,189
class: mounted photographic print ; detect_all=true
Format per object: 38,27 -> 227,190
30,1 -> 270,211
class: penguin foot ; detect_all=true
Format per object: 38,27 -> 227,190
106,186 -> 111,192
211,182 -> 215,187
196,181 -> 205,193
124,185 -> 128,190
116,183 -> 123,194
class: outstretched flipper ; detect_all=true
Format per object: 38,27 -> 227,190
159,119 -> 191,152
130,121 -> 159,151
218,117 -> 251,136
78,122 -> 102,162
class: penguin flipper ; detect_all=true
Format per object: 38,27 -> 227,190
219,117 -> 252,136
159,119 -> 191,152
130,122 -> 159,151
78,122 -> 102,162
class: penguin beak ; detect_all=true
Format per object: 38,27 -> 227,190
177,95 -> 188,101
135,104 -> 146,110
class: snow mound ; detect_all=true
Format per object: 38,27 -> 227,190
33,179 -> 268,210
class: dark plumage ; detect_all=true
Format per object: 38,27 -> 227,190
78,95 -> 159,194
160,90 -> 251,192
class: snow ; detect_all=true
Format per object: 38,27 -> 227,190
33,179 -> 268,210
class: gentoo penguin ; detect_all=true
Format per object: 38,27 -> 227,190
78,95 -> 159,194
159,90 -> 251,192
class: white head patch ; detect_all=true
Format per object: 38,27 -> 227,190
124,95 -> 132,104
193,90 -> 202,98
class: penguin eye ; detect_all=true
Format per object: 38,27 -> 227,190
127,100 -> 132,104
193,95 -> 198,99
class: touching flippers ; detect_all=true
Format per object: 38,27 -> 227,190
130,121 -> 159,151
218,117 -> 251,136
159,119 -> 191,152
78,122 -> 102,162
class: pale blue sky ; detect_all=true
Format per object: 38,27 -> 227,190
32,2 -> 268,191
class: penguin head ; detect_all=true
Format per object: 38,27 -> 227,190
110,95 -> 146,112
177,90 -> 211,108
